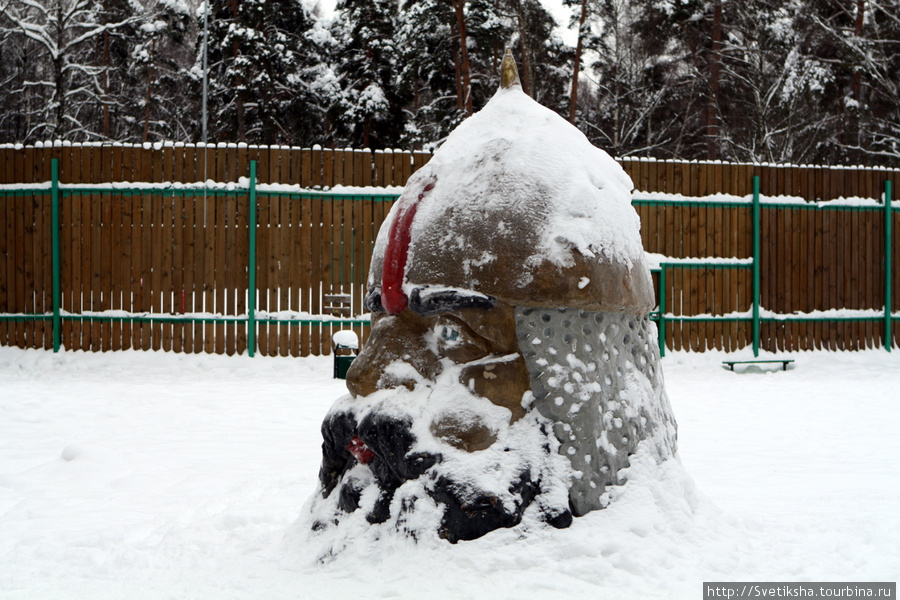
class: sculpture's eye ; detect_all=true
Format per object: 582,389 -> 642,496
440,326 -> 460,342
434,317 -> 489,363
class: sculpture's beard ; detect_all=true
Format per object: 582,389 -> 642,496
307,309 -> 677,548
311,358 -> 573,544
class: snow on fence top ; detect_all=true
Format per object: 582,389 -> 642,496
1,140 -> 898,171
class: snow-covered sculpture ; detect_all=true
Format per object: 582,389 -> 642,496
308,51 -> 677,544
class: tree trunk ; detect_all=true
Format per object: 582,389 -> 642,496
142,39 -> 157,143
102,28 -> 110,139
452,0 -> 473,115
706,0 -> 722,160
450,15 -> 463,111
569,0 -> 588,123
53,1 -> 65,138
848,0 -> 865,149
230,0 -> 245,141
514,2 -> 532,97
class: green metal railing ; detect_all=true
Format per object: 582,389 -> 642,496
638,175 -> 897,357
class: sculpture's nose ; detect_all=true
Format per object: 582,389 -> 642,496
345,310 -> 441,398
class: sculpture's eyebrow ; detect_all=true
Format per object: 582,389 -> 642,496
363,286 -> 496,316
408,286 -> 496,317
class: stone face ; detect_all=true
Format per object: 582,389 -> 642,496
307,59 -> 676,546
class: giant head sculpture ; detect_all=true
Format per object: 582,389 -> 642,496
308,52 -> 677,544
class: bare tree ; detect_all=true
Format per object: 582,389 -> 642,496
0,0 -> 139,140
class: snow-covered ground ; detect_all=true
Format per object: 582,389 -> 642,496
1,345 -> 898,599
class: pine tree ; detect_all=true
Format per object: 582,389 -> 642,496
329,0 -> 401,148
197,0 -> 324,145
128,0 -> 193,142
394,0 -> 463,147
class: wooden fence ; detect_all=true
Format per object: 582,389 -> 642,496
637,197 -> 898,352
2,143 -> 896,200
1,144 -> 898,355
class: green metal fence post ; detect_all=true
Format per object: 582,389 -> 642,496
658,267 -> 666,357
248,161 -> 257,357
886,179 -> 893,352
51,159 -> 61,352
752,175 -> 761,357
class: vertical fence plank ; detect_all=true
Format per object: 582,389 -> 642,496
310,146 -> 322,189
162,191 -> 175,352
722,206 -> 743,352
266,195 -> 280,357
202,191 -> 216,354
191,193 -> 204,354
214,192 -> 227,355
300,194 -> 312,356
310,195 -> 323,355
10,147 -> 23,345
34,186 -> 47,349
393,150 -> 406,188
234,188 -> 247,355
323,193 -> 337,356
279,192 -> 292,357
0,192 -> 9,348
818,169 -> 828,349
98,185 -> 112,352
111,150 -> 124,351
130,168 -> 143,351
60,188 -> 73,351
21,150 -> 35,348
224,190 -> 237,355
120,189 -> 133,350
361,194 -> 375,348
714,206 -> 724,349
87,148 -> 101,351
150,185 -> 163,351
850,207 -> 861,349
220,191 -> 233,355
11,190 -> 24,348
78,151 -> 92,350
781,205 -> 793,351
820,204 -> 830,349
171,192 -> 184,353
288,192 -> 301,357
255,189 -> 269,355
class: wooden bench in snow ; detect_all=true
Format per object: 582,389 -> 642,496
722,359 -> 794,371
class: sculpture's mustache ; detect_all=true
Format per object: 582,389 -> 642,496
317,400 -> 569,543
319,409 -> 439,524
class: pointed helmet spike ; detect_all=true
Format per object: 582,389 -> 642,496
500,48 -> 521,89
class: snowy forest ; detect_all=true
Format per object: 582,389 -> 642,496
0,0 -> 898,166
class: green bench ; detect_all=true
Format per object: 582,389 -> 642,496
722,359 -> 794,371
